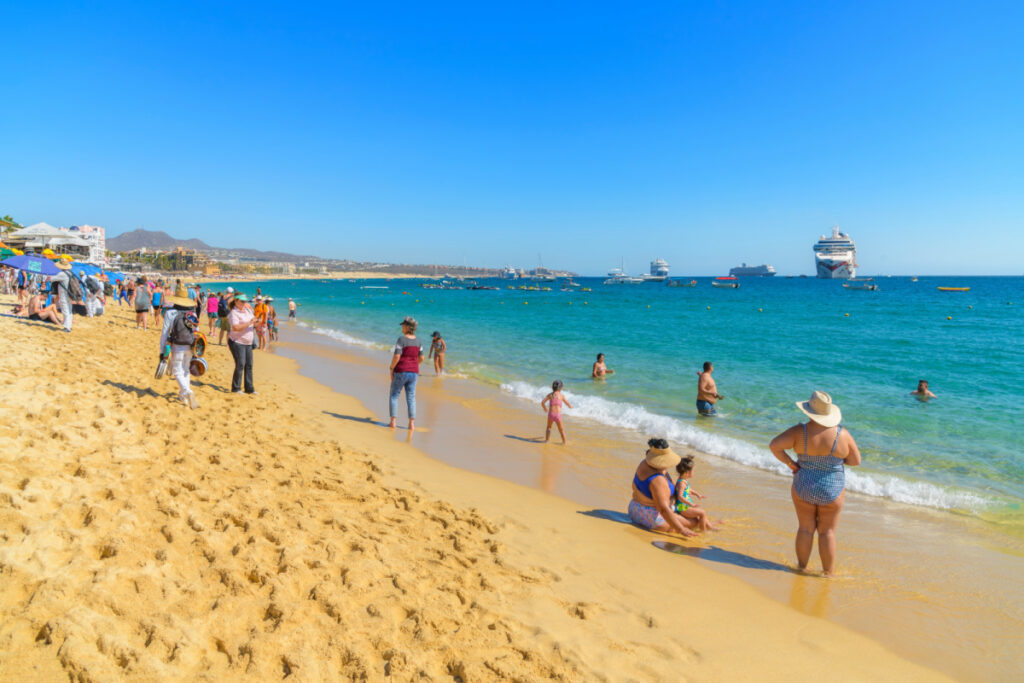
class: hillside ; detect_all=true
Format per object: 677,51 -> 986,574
107,229 -> 211,252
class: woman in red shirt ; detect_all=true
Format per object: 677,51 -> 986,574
388,316 -> 424,431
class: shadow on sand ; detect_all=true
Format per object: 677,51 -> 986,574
322,411 -> 391,428
579,509 -> 794,573
503,434 -> 546,444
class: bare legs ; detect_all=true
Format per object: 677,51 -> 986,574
544,417 -> 567,444
791,487 -> 845,576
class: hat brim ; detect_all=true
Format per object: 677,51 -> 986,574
166,296 -> 195,307
796,401 -> 842,427
645,448 -> 681,470
54,261 -> 72,270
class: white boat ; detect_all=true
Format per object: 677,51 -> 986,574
814,226 -> 858,279
640,258 -> 670,282
729,263 -> 776,277
500,266 -> 518,280
711,277 -> 740,289
842,278 -> 878,291
604,267 -> 643,285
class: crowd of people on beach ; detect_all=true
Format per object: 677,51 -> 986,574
2,263 -> 304,411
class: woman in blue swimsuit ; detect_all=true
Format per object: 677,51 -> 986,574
770,391 -> 861,576
629,438 -> 698,537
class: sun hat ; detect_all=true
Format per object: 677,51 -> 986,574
645,444 -> 681,470
234,293 -> 249,303
401,316 -> 417,328
226,286 -> 234,293
165,284 -> 194,307
54,260 -> 72,270
796,390 -> 842,428
431,330 -> 440,338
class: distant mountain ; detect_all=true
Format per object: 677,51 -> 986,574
107,229 -> 211,252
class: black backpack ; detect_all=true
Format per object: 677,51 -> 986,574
65,274 -> 84,302
217,298 -> 229,317
168,313 -> 195,346
85,276 -> 102,294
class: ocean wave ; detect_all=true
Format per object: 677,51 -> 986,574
296,321 -> 389,351
499,381 -> 991,513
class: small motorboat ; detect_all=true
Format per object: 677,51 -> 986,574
843,278 -> 879,291
937,286 -> 970,292
711,277 -> 740,289
666,279 -> 697,288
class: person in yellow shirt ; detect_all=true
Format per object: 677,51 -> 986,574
253,296 -> 269,350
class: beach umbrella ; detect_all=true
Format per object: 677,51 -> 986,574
1,253 -> 62,276
12,248 -> 23,255
42,248 -> 57,259
0,248 -> 13,259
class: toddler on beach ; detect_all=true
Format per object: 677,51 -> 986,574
673,455 -> 723,531
541,380 -> 572,444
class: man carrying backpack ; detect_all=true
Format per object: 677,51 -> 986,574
79,269 -> 104,317
51,261 -> 77,332
159,284 -> 201,409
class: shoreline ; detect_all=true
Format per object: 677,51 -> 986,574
0,298 -> 947,679
275,322 -> 1024,680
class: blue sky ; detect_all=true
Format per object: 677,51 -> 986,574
2,1 -> 1022,275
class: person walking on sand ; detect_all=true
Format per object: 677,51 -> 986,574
769,391 -> 862,577
217,288 -> 233,345
388,316 -> 424,431
592,353 -> 614,378
911,379 -> 937,400
206,291 -> 220,335
629,438 -> 699,537
134,276 -> 152,330
696,361 -> 722,416
50,260 -> 74,333
428,331 -> 446,375
159,285 -> 202,409
541,380 -> 572,444
228,294 -> 256,394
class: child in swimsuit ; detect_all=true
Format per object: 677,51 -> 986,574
541,380 -> 572,444
429,331 -> 446,375
673,455 -> 723,531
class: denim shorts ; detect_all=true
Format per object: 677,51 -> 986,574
696,399 -> 717,415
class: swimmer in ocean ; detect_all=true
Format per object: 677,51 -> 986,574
592,353 -> 614,379
910,379 -> 937,400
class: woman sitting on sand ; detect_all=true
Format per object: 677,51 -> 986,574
629,438 -> 698,537
769,391 -> 861,576
23,293 -> 63,325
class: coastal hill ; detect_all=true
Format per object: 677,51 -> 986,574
107,228 -> 552,277
107,229 -> 212,252
108,229 -> 318,264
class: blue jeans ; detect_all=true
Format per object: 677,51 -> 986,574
389,372 -> 418,419
696,399 -> 717,416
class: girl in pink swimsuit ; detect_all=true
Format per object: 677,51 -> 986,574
541,380 -> 572,444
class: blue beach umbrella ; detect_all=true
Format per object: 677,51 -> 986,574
1,253 -> 62,276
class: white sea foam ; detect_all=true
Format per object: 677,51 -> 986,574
500,381 -> 991,513
297,321 -> 388,351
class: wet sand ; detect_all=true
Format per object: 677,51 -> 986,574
276,325 -> 1024,681
0,298 -> 950,680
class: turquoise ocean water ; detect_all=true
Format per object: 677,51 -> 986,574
228,276 -> 1023,525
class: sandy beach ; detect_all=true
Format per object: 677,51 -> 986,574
0,298 -> 945,680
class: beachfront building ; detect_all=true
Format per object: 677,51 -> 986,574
5,222 -> 108,265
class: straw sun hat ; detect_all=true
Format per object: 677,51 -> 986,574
165,284 -> 195,307
645,444 -> 681,470
54,260 -> 72,270
796,390 -> 842,427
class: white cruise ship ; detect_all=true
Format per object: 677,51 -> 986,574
500,266 -> 518,280
814,226 -> 857,279
640,258 -> 670,282
729,263 -> 776,277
